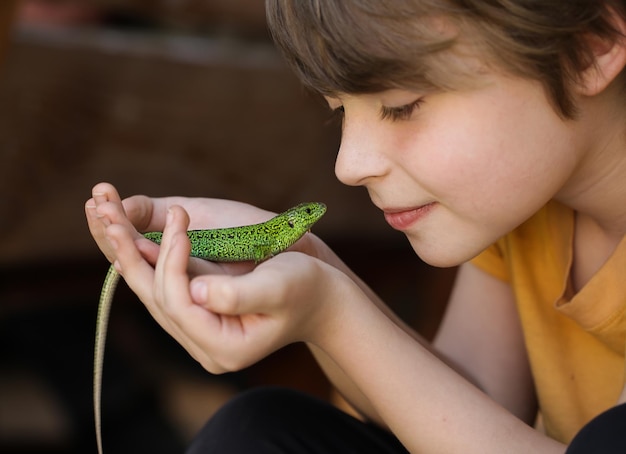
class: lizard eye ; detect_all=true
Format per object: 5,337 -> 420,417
288,220 -> 295,228
305,208 -> 311,214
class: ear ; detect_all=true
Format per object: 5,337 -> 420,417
577,10 -> 626,96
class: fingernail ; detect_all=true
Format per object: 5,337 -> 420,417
113,260 -> 122,273
92,191 -> 107,203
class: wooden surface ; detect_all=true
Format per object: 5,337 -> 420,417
0,11 -> 455,452
0,25 -> 402,265
0,0 -> 15,56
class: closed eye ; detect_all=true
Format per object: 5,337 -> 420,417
380,98 -> 424,122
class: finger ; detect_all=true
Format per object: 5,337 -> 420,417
154,205 -> 193,314
86,182 -> 122,239
152,206 -> 230,360
85,197 -> 105,238
122,194 -> 160,233
95,199 -> 136,235
153,206 -> 226,344
135,236 -> 161,267
92,182 -> 124,222
87,184 -> 125,261
105,222 -> 164,323
188,259 -> 303,370
189,252 -> 310,316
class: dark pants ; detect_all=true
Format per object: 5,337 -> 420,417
187,387 -> 408,453
566,402 -> 626,453
188,386 -> 626,453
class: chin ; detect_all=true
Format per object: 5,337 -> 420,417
408,238 -> 478,268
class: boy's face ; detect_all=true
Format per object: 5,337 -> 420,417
326,71 -> 584,267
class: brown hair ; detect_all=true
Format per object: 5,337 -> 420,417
266,0 -> 626,118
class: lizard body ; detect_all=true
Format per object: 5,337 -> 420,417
94,202 -> 326,454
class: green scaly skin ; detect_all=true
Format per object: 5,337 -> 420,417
94,202 -> 326,454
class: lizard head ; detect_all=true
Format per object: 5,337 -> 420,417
282,202 -> 327,233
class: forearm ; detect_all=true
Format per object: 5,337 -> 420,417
305,236 -> 479,427
304,236 -> 429,425
313,278 -> 565,453
304,238 -> 564,452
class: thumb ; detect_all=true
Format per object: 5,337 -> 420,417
189,256 -> 296,316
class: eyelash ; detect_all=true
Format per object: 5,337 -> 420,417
380,98 -> 424,122
329,98 -> 424,123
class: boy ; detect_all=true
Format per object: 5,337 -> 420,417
86,0 -> 626,451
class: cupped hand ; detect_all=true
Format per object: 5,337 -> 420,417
85,182 -> 349,373
145,204 -> 349,373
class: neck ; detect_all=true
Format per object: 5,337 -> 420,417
555,95 -> 626,241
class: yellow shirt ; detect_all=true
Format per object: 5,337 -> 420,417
471,201 -> 626,443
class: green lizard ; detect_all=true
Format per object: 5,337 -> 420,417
94,202 -> 326,454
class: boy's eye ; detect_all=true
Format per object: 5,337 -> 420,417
380,98 -> 424,122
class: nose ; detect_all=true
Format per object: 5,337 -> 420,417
334,111 -> 390,187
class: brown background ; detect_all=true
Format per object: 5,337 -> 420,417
0,1 -> 455,452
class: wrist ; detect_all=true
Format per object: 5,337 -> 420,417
304,261 -> 377,349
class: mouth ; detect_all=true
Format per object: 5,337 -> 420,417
383,203 -> 436,231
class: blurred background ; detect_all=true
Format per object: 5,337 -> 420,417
0,1 -> 456,452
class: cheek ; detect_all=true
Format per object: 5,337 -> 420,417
408,129 -> 578,268
406,122 -> 505,204
415,98 -> 573,213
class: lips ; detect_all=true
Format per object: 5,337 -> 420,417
383,203 -> 435,231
